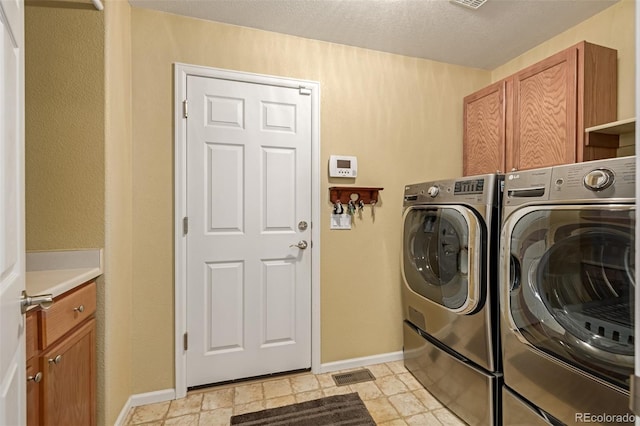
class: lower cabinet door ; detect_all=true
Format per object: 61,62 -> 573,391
26,359 -> 41,426
40,318 -> 96,426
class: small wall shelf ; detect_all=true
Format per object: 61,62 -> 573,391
585,118 -> 635,148
329,187 -> 383,205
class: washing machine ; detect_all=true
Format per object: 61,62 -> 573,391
500,156 -> 636,425
402,173 -> 503,425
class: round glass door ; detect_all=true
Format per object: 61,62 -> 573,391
402,206 -> 482,313
506,206 -> 635,389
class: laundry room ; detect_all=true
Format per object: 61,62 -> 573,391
3,0 -> 635,425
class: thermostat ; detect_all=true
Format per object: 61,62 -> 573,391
329,155 -> 358,178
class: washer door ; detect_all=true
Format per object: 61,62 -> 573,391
402,206 -> 483,314
503,205 -> 635,389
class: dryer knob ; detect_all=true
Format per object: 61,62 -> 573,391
583,168 -> 615,191
427,186 -> 439,197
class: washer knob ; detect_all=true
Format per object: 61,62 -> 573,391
583,168 -> 614,191
427,186 -> 439,197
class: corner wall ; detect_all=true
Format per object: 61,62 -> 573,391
104,1 -> 134,424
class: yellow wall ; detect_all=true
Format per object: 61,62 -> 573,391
130,8 -> 491,392
492,0 -> 635,120
25,6 -> 105,250
104,1 -> 133,425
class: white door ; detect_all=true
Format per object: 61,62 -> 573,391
0,0 -> 25,424
185,75 -> 312,386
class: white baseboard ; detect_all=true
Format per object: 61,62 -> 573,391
114,388 -> 176,426
318,351 -> 403,374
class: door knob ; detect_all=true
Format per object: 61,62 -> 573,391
289,240 -> 308,249
20,291 -> 54,314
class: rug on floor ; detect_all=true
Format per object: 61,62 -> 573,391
229,392 -> 376,425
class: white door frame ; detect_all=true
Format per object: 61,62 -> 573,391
173,63 -> 321,398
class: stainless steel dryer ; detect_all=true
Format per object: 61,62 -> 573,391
402,173 -> 503,425
501,156 -> 635,425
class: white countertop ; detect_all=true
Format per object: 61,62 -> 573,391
26,249 -> 103,298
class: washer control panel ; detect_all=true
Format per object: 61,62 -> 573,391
427,186 -> 439,197
403,174 -> 498,206
454,178 -> 485,195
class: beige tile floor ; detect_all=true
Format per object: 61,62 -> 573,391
124,361 -> 465,425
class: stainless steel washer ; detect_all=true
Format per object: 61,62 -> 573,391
402,173 -> 503,425
501,156 -> 636,425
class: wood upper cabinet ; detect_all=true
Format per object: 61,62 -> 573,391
463,80 -> 507,176
513,47 -> 578,170
26,281 -> 97,426
463,41 -> 617,175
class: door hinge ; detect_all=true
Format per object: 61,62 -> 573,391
183,332 -> 188,351
183,99 -> 188,118
299,86 -> 312,96
183,217 -> 189,235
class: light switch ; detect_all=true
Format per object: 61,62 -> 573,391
330,214 -> 351,230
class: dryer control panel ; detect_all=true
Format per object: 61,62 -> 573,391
504,156 -> 636,207
550,156 -> 635,201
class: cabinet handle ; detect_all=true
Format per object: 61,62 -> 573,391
73,305 -> 85,313
48,355 -> 62,365
27,372 -> 42,383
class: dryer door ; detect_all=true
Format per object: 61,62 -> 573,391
402,206 -> 483,314
503,205 -> 635,389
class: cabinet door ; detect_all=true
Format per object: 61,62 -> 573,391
463,81 -> 506,176
513,47 -> 577,170
26,310 -> 40,426
26,359 -> 40,426
40,319 -> 96,426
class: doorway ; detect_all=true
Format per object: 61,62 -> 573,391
174,64 -> 321,396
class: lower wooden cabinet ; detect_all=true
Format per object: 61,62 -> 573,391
26,281 -> 96,426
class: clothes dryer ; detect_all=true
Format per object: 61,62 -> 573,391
402,173 -> 503,425
500,156 -> 635,425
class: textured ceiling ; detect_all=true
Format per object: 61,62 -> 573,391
128,0 -> 619,70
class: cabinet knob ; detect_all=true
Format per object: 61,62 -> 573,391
27,372 -> 42,383
48,355 -> 62,365
73,305 -> 85,313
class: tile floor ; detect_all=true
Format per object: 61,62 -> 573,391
123,361 -> 465,425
